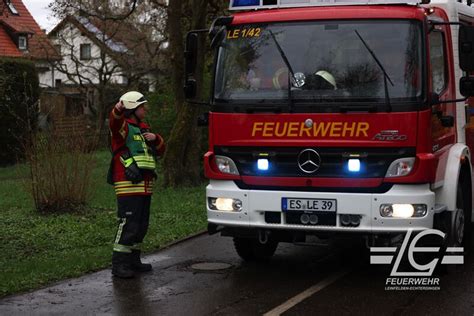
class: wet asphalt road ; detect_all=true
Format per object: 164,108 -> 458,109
1,231 -> 473,316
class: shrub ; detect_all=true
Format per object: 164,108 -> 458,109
0,58 -> 40,166
26,129 -> 98,213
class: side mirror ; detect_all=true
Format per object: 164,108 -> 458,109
185,32 -> 198,77
184,79 -> 197,99
460,76 -> 474,97
459,25 -> 474,71
183,27 -> 218,104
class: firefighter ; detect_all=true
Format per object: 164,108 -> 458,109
272,67 -> 288,90
109,91 -> 165,279
314,70 -> 337,90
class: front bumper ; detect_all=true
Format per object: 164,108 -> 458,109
206,180 -> 436,234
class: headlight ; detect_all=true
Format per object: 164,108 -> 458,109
208,197 -> 243,212
257,158 -> 269,171
214,155 -> 239,175
379,204 -> 427,218
347,159 -> 361,172
385,157 -> 415,177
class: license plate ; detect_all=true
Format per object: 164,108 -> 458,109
282,198 -> 337,212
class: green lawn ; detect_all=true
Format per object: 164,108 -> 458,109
0,151 -> 207,297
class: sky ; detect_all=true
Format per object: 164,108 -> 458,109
22,0 -> 59,32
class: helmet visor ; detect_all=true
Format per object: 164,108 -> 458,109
136,96 -> 148,107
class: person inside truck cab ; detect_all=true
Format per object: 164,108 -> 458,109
236,47 -> 290,90
306,70 -> 338,90
248,67 -> 338,91
238,63 -> 288,90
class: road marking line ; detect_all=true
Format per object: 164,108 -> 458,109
263,269 -> 350,316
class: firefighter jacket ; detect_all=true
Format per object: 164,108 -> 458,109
109,107 -> 165,196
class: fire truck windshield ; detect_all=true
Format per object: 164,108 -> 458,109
214,20 -> 422,110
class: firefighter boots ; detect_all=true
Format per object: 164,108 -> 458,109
131,250 -> 152,272
112,252 -> 135,279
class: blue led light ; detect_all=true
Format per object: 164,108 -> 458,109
348,159 -> 361,172
232,0 -> 260,7
257,159 -> 269,171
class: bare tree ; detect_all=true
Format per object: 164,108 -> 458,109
47,0 -> 167,133
50,0 -> 140,21
48,0 -> 228,187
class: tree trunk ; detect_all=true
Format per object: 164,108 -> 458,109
167,0 -> 185,109
163,0 -> 208,187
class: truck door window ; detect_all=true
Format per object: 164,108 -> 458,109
429,31 -> 447,94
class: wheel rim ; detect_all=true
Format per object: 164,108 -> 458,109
455,209 -> 465,245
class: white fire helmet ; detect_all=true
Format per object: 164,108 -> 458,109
120,91 -> 147,110
315,70 -> 337,90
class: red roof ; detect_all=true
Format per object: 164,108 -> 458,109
0,25 -> 21,57
1,19 -> 35,34
0,0 -> 59,60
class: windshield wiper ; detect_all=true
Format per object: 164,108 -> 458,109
354,30 -> 394,112
339,105 -> 377,113
245,106 -> 283,113
268,30 -> 296,113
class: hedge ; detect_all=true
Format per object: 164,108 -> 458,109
0,58 -> 40,166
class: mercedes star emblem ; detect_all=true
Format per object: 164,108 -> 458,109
297,149 -> 321,174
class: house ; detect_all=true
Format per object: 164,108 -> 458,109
0,0 -> 60,87
47,14 -> 162,92
0,0 -> 86,137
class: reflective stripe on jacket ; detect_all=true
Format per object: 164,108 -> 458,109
124,124 -> 156,170
113,180 -> 154,195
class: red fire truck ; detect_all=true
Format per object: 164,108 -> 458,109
185,0 -> 474,261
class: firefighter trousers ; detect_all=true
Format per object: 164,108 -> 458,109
113,195 -> 151,253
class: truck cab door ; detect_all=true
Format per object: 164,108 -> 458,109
429,27 -> 456,152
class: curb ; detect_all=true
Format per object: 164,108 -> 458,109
145,230 -> 208,256
0,230 -> 209,300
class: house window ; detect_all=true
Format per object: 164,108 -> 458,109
80,44 -> 91,60
7,1 -> 19,15
18,36 -> 27,50
55,79 -> 62,87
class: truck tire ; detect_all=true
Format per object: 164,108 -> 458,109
450,177 -> 472,250
233,237 -> 278,262
434,181 -> 471,275
435,179 -> 472,253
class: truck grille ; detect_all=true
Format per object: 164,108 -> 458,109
214,146 -> 415,178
